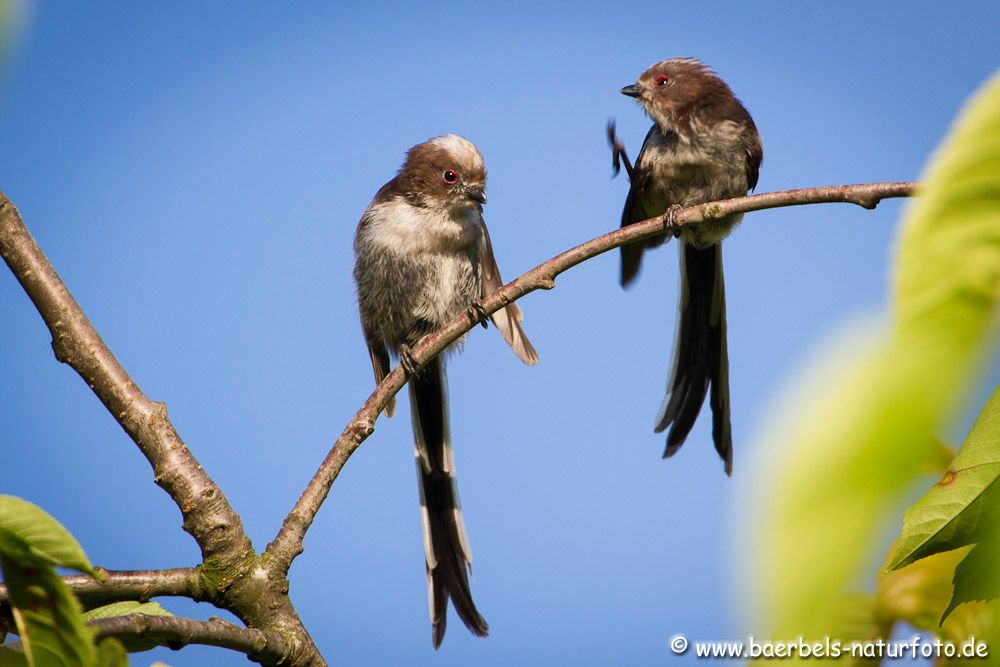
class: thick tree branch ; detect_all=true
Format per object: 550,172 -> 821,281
0,193 -> 322,665
0,567 -> 206,611
0,193 -> 252,568
90,614 -> 294,664
266,181 -> 918,572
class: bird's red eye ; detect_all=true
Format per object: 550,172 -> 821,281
655,74 -> 669,87
443,169 -> 458,183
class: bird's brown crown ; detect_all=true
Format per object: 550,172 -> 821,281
625,58 -> 747,130
379,134 -> 487,210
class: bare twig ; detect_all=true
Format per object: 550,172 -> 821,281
0,567 -> 206,611
90,614 -> 296,664
265,181 -> 918,573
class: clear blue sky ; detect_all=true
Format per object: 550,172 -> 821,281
1,2 -> 998,665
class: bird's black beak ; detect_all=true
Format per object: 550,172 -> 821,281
620,84 -> 642,98
466,187 -> 487,205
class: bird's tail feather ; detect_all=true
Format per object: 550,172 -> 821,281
653,241 -> 733,474
409,355 -> 489,647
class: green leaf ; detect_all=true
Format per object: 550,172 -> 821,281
893,68 -> 1000,395
943,533 -> 1000,622
82,602 -> 171,622
0,496 -> 94,575
93,639 -> 127,667
738,69 -> 1000,643
82,603 -> 173,653
1,555 -> 96,667
889,386 -> 1000,570
0,643 -> 31,667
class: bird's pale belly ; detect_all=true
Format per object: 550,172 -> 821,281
641,166 -> 746,248
410,253 -> 480,329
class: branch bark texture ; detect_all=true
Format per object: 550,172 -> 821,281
90,614 -> 295,664
0,568 -> 206,610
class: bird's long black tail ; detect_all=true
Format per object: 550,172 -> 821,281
653,241 -> 733,475
409,355 -> 489,648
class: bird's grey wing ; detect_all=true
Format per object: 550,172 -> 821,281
480,225 -> 538,365
744,123 -> 763,192
365,332 -> 395,418
619,126 -> 657,287
356,207 -> 396,417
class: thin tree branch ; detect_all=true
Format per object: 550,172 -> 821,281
0,194 -> 252,569
90,614 -> 295,664
266,180 -> 918,572
0,567 -> 206,610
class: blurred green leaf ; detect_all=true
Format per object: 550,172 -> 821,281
1,555 -> 96,667
876,547 -> 968,631
0,496 -> 94,575
82,602 -> 171,622
0,643 -> 31,667
742,324 -> 940,637
874,545 -> 996,637
894,70 -> 1000,363
0,0 -> 28,88
93,639 -> 126,667
740,69 -> 1000,644
748,592 -> 885,666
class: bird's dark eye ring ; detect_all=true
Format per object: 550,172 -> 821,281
655,74 -> 669,87
443,169 -> 458,183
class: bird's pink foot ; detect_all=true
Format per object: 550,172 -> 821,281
399,344 -> 420,377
